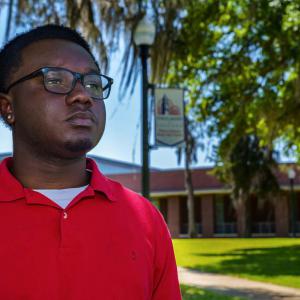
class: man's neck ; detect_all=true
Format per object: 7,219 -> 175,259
11,148 -> 90,189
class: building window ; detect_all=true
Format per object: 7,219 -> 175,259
214,195 -> 237,234
251,196 -> 275,234
158,198 -> 168,223
289,192 -> 300,234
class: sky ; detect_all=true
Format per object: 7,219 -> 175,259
0,5 -> 213,169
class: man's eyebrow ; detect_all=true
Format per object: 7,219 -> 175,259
86,68 -> 100,74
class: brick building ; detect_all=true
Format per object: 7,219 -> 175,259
109,167 -> 300,238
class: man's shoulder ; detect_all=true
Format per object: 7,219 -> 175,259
102,175 -> 170,239
105,175 -> 152,207
89,158 -> 162,221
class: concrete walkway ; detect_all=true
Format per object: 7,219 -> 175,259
178,267 -> 300,300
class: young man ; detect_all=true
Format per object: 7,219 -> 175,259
0,25 -> 181,300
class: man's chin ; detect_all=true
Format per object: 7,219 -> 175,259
63,139 -> 94,154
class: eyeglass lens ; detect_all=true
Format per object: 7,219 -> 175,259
44,69 -> 109,99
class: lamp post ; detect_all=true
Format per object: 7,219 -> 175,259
288,168 -> 297,237
133,16 -> 155,199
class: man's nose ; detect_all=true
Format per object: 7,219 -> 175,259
65,80 -> 92,106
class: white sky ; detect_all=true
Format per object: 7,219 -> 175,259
0,5 -> 213,169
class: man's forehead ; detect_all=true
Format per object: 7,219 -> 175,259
22,39 -> 95,61
16,39 -> 99,75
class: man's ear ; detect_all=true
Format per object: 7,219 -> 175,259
0,93 -> 15,125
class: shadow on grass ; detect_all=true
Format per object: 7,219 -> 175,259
181,285 -> 245,300
191,245 -> 300,277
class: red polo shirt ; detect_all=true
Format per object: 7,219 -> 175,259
0,157 -> 181,300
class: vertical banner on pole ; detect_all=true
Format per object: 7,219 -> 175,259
154,88 -> 185,147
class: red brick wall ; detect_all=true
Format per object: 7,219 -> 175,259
166,196 -> 180,237
201,195 -> 214,237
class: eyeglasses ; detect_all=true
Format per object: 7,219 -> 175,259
5,67 -> 113,100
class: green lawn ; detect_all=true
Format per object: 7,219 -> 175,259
173,238 -> 300,289
181,285 -> 245,300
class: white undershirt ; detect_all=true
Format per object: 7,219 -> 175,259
34,185 -> 88,209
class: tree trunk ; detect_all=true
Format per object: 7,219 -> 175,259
184,156 -> 197,238
184,113 -> 197,238
236,194 -> 252,237
244,197 -> 252,237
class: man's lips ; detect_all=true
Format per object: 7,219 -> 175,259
66,111 -> 96,127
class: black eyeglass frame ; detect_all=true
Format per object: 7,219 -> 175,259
5,67 -> 114,100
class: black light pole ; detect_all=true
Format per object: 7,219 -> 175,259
134,16 -> 155,199
288,168 -> 297,237
140,45 -> 150,198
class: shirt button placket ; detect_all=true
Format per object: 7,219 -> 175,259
60,210 -> 69,248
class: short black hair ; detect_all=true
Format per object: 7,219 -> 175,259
0,24 -> 99,93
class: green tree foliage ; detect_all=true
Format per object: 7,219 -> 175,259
165,0 -> 299,234
167,0 -> 300,157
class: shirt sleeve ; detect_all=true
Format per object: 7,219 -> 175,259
151,207 -> 182,300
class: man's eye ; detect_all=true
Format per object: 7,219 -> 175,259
86,83 -> 102,90
46,78 -> 63,85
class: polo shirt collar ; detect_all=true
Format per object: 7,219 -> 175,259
0,157 -> 24,201
86,158 -> 117,202
0,157 -> 116,202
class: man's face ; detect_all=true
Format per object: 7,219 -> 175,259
6,39 -> 106,158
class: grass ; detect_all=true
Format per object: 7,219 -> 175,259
181,285 -> 245,300
173,238 -> 300,289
